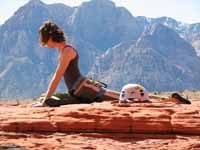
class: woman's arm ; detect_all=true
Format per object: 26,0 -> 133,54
44,47 -> 76,100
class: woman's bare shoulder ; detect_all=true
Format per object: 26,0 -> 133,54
62,46 -> 77,59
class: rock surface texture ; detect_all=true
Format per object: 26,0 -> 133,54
0,100 -> 200,149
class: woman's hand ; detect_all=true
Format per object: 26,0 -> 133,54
32,101 -> 46,107
32,93 -> 47,107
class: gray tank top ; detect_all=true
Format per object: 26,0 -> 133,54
63,45 -> 82,91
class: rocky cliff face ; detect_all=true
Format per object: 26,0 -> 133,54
0,0 -> 199,99
187,24 -> 200,56
70,0 -> 144,51
89,24 -> 200,91
144,17 -> 200,55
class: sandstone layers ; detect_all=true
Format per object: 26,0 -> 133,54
0,100 -> 200,149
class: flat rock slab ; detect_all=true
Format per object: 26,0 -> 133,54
0,100 -> 200,134
1,100 -> 200,149
1,132 -> 200,150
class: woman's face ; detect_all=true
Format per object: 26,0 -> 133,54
45,37 -> 55,48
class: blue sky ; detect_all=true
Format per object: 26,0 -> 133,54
0,0 -> 199,25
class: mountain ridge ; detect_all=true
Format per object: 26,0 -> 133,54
0,0 -> 200,99
89,23 -> 200,91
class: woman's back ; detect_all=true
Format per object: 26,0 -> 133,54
63,45 -> 82,91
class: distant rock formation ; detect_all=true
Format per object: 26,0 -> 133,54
89,24 -> 200,91
0,0 -> 199,99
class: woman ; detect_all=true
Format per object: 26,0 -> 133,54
34,20 -> 190,107
34,20 -> 120,107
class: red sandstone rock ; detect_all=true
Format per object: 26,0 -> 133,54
0,100 -> 200,149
